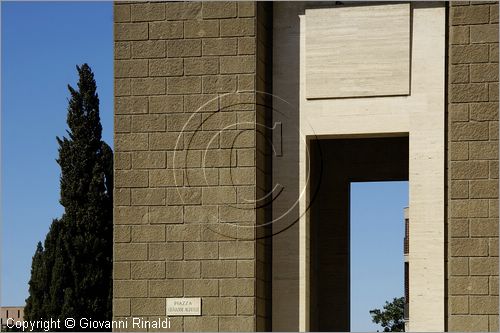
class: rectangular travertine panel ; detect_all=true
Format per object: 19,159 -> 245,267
305,3 -> 410,99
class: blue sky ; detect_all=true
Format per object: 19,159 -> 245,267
1,2 -> 407,331
351,181 -> 407,331
1,1 -> 113,306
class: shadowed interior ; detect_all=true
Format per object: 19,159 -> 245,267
309,136 -> 409,331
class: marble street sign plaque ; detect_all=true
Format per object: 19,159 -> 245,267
166,298 -> 201,316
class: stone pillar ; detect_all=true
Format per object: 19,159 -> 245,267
448,1 -> 499,331
113,2 -> 271,331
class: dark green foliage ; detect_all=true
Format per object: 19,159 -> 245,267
24,241 -> 46,319
370,297 -> 405,332
24,64 -> 113,330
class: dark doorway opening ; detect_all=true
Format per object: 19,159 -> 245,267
309,136 -> 409,332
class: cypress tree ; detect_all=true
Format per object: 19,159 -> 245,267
24,242 -> 46,320
25,64 -> 113,330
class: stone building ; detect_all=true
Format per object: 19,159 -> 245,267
113,1 -> 499,331
0,306 -> 24,329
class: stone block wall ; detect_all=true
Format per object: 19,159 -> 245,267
113,2 -> 269,331
448,1 -> 499,331
112,1 -> 500,331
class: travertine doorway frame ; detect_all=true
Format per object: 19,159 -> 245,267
273,2 -> 445,331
